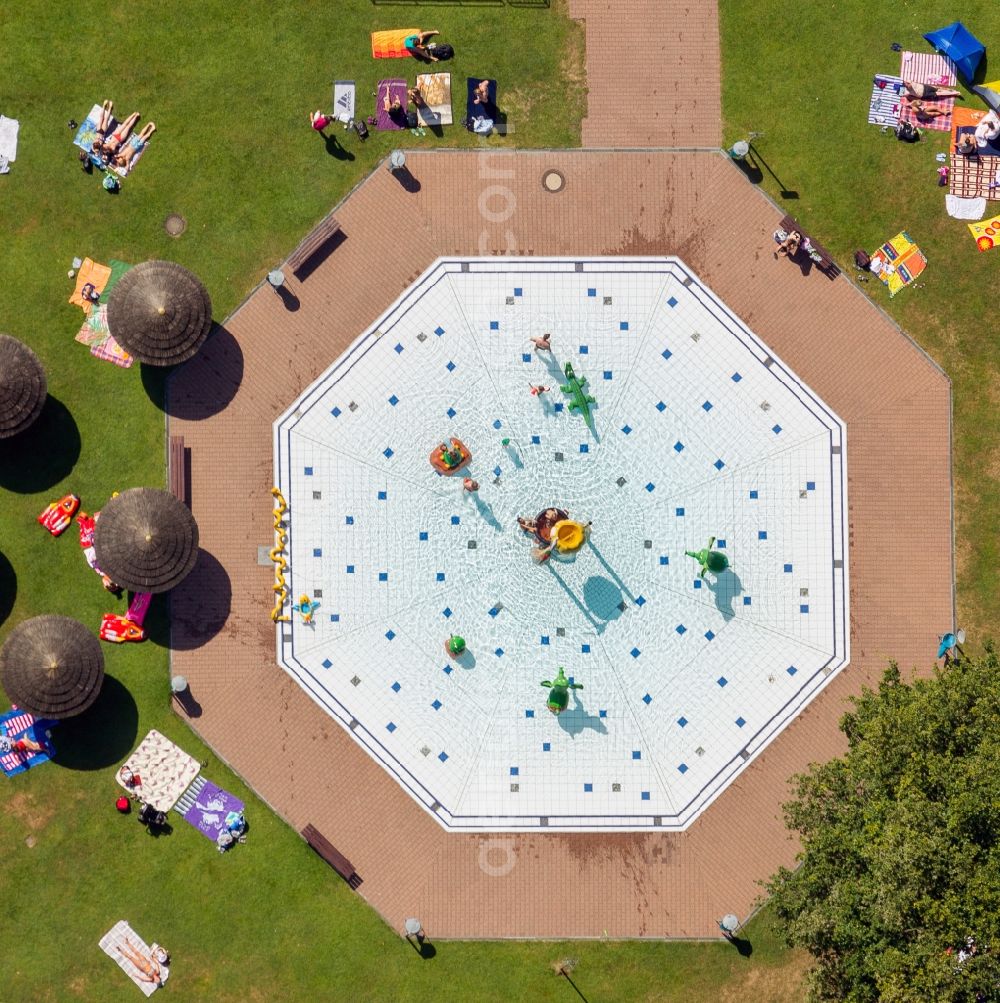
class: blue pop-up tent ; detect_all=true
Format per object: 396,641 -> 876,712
923,22 -> 986,83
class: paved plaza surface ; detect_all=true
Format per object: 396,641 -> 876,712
168,147 -> 951,937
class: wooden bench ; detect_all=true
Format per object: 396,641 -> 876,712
779,214 -> 840,278
301,823 -> 362,889
168,434 -> 188,506
287,215 -> 343,277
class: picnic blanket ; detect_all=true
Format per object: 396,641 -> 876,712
871,231 -> 926,297
897,51 -> 958,132
333,80 -> 356,123
968,215 -> 1000,252
117,729 -> 199,812
99,921 -> 169,996
868,75 -> 903,127
372,28 -> 420,59
174,775 -> 245,843
949,149 -> 1000,200
466,78 -> 498,124
0,115 -> 19,161
415,72 -> 452,126
74,302 -> 137,369
69,257 -> 112,310
1,707 -> 55,776
376,79 -> 408,131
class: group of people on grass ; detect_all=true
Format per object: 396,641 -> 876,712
896,79 -> 1000,155
84,99 -> 155,170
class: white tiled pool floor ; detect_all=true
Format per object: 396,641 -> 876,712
273,258 -> 849,830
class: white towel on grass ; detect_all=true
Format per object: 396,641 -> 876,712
0,115 -> 19,161
945,194 -> 987,220
99,920 -> 169,996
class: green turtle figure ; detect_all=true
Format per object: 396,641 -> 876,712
685,537 -> 729,579
541,667 -> 583,714
559,363 -> 596,431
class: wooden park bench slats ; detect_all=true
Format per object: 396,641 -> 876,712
168,434 -> 188,505
779,214 -> 841,278
301,823 -> 362,889
287,215 -> 343,276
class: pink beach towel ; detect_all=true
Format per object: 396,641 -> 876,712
897,50 -> 959,132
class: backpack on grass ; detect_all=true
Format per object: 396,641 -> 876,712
426,42 -> 453,60
896,121 -> 920,143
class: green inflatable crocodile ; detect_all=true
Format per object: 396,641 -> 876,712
541,667 -> 583,715
559,363 -> 596,431
685,536 -> 730,579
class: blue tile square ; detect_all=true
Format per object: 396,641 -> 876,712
378,572 -> 388,582
598,709 -> 607,718
632,750 -> 641,760
787,665 -> 798,676
579,345 -> 589,355
540,636 -> 550,646
313,548 -> 322,557
514,287 -> 522,297
642,693 -> 652,704
694,579 -> 702,589
677,716 -> 688,728
717,676 -> 728,687
495,647 -> 504,657
662,348 -> 673,360
394,343 -> 403,354
510,766 -> 519,776
807,481 -> 816,490
587,288 -> 596,297
322,659 -> 332,669
531,435 -> 540,445
603,370 -> 613,380
717,539 -> 727,548
646,482 -> 655,492
631,647 -> 641,658
635,595 -> 646,607
581,643 -> 591,653
345,516 -> 354,525
731,372 -> 742,382
749,490 -> 758,499
800,604 -> 809,613
385,630 -> 396,640
659,556 -> 669,566
493,466 -> 502,477
772,425 -> 782,435
758,530 -> 767,540
705,630 -> 715,641
431,699 -> 442,711
451,515 -> 460,525
675,507 -> 684,517
391,681 -> 401,692
656,401 -> 667,412
419,531 -> 428,541
436,572 -> 445,582
446,407 -> 456,419
714,459 -> 725,470
525,709 -> 534,718
543,742 -> 551,752
442,607 -> 452,618
330,406 -> 341,417
619,321 -> 629,331
522,353 -> 532,363
784,563 -> 793,573
304,466 -> 313,476
434,326 -> 445,336
438,751 -> 448,762
667,296 -> 678,308
443,664 -> 452,675
446,360 -> 456,372
554,402 -> 564,412
330,614 -> 340,623
676,624 -> 687,635
489,321 -> 499,330
346,565 -> 355,574
641,790 -> 651,800
736,717 -> 746,728
678,763 -> 688,774
387,722 -> 396,732
488,606 -> 500,618
580,443 -> 589,453
743,596 -> 752,606
621,425 -> 632,435
702,400 -> 713,411
383,447 -> 394,459
377,490 -> 387,500
583,783 -> 593,793
388,395 -> 399,406
674,441 -> 685,452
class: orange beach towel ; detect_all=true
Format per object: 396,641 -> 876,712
371,28 -> 420,59
68,258 -> 112,310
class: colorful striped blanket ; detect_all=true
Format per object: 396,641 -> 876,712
897,51 -> 958,132
868,74 -> 903,127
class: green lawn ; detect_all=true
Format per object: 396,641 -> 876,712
0,2 -> 813,1000
720,1 -> 1000,644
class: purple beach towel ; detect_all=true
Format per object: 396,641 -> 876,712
376,79 -> 408,130
177,777 -> 245,842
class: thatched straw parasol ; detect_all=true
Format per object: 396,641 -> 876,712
0,615 -> 104,718
0,334 -> 47,438
93,487 -> 199,593
106,260 -> 213,366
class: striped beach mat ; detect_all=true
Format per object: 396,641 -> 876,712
897,50 -> 958,132
1,707 -> 55,776
868,74 -> 903,126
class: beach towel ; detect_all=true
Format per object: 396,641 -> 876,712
415,73 -> 453,126
897,51 -> 958,132
466,78 -> 498,125
871,231 -> 926,297
0,115 -> 19,162
0,707 -> 55,776
74,306 -> 134,367
109,137 -> 149,179
945,194 -> 987,220
868,75 -> 903,127
73,104 -> 115,153
99,921 -> 169,996
174,775 -> 246,843
69,258 -> 113,310
968,215 -> 1000,252
333,81 -> 356,123
100,259 -> 134,303
376,79 -> 408,130
117,729 -> 199,811
372,28 -> 420,59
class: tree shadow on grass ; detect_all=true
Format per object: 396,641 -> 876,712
0,551 -> 15,627
55,674 -> 139,770
0,397 -> 80,493
145,549 -> 231,651
144,325 -> 244,420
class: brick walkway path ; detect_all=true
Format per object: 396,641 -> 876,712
168,149 -> 952,938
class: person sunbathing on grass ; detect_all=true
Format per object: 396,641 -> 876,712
102,111 -> 140,156
0,734 -> 44,755
404,29 -> 440,61
408,87 -> 427,109
116,940 -> 164,986
94,99 -> 114,140
906,98 -> 947,121
382,88 -> 405,122
112,122 -> 155,170
473,80 -> 492,107
957,133 -> 979,156
903,80 -> 962,100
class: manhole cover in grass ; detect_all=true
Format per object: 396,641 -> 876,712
164,214 -> 187,237
541,169 -> 565,193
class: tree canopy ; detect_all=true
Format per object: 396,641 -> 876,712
767,646 -> 1000,1002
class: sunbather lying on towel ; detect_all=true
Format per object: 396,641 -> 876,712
957,133 -> 979,156
116,940 -> 165,986
112,122 -> 155,170
975,111 -> 1000,147
102,112 -> 140,156
903,80 -> 962,100
472,79 -> 492,108
905,98 -> 947,121
0,734 -> 44,754
408,87 -> 427,110
405,29 -> 440,61
95,100 -> 114,141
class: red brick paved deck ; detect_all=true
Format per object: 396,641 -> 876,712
567,0 -> 722,148
167,149 -> 952,939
